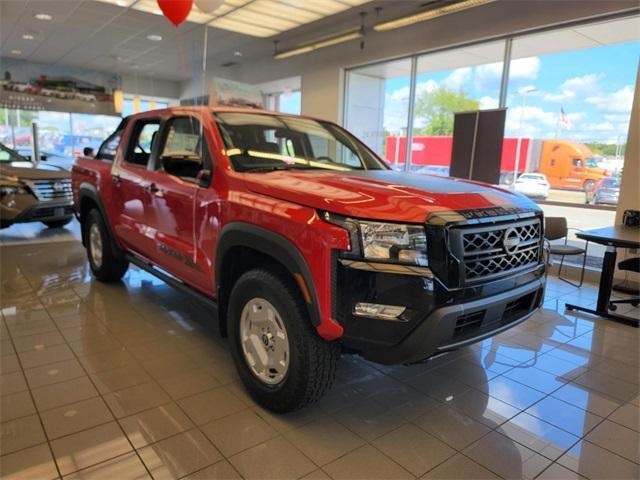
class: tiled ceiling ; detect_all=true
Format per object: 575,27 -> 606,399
0,0 -> 394,81
101,0 -> 371,37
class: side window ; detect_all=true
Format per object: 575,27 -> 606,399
95,131 -> 122,162
158,117 -> 210,181
127,120 -> 160,167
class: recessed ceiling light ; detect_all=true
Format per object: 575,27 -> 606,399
22,33 -> 35,40
233,51 -> 242,57
11,50 -> 22,55
34,13 -> 53,21
146,34 -> 162,41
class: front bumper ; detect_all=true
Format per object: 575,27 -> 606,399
345,276 -> 544,364
335,259 -> 545,365
7,202 -> 74,225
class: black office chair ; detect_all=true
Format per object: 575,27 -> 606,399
609,257 -> 640,310
544,217 -> 589,287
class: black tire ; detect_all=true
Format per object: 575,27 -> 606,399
228,268 -> 339,413
43,218 -> 72,229
85,209 -> 129,282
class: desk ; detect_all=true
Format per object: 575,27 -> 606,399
565,225 -> 639,327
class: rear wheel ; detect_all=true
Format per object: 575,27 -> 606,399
43,218 -> 72,229
85,209 -> 128,282
228,268 -> 339,412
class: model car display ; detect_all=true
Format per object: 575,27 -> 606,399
0,142 -> 74,229
72,107 -> 546,412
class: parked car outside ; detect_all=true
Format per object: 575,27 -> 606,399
0,142 -> 74,229
587,176 -> 620,205
513,173 -> 550,200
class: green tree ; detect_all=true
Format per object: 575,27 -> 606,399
414,86 -> 480,136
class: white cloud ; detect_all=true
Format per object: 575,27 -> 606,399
474,62 -> 502,90
542,73 -> 602,102
443,67 -> 472,90
579,122 -> 616,132
387,79 -> 438,103
479,95 -> 498,109
586,85 -> 634,113
510,57 -> 541,80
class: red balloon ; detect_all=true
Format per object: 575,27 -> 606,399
157,0 -> 193,27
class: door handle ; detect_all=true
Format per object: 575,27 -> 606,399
145,183 -> 159,193
112,174 -> 121,185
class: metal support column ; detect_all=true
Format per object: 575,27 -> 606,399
499,38 -> 512,109
404,56 -> 418,172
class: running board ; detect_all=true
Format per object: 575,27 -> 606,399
125,254 -> 218,317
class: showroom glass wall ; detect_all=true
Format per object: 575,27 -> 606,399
344,15 -> 639,207
0,94 -> 173,166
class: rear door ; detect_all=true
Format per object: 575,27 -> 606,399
111,117 -> 161,257
143,115 -> 216,290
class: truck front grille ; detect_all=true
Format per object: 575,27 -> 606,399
29,179 -> 73,202
457,218 -> 542,283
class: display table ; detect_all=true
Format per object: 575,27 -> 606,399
565,225 -> 640,328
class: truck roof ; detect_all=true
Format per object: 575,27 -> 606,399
123,106 -> 327,123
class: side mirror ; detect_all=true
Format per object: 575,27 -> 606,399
196,169 -> 212,188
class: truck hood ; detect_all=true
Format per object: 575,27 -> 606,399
0,161 -> 70,181
243,169 -> 539,223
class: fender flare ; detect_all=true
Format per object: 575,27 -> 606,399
216,222 -> 322,328
77,183 -> 122,256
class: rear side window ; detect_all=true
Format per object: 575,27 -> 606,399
126,120 -> 161,167
95,131 -> 122,162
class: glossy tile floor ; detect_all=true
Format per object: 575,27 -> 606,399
1,240 -> 638,480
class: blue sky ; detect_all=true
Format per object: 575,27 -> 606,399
381,41 -> 639,144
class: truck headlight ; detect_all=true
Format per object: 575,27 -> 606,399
322,212 -> 427,266
359,221 -> 427,266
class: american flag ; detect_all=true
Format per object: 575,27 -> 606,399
560,107 -> 572,130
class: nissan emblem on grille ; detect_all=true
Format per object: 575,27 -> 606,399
53,181 -> 64,193
502,227 -> 521,255
458,219 -> 541,283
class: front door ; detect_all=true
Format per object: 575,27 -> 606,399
111,118 -> 161,257
144,115 -> 215,291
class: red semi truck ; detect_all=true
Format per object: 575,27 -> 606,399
72,107 -> 546,411
387,136 -> 609,191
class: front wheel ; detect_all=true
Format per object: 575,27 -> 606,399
228,268 -> 339,412
85,209 -> 129,282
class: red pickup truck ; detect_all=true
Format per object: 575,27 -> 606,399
72,107 -> 546,412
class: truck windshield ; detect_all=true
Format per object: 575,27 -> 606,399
584,158 -> 599,168
214,112 -> 386,172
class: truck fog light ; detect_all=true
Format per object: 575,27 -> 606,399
354,303 -> 406,321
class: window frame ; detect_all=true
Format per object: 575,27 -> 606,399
124,117 -> 162,169
152,115 -> 213,185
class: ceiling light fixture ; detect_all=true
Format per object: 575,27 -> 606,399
146,34 -> 163,41
373,0 -> 495,32
22,33 -> 35,40
34,13 -> 53,21
274,30 -> 363,60
11,50 -> 22,55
